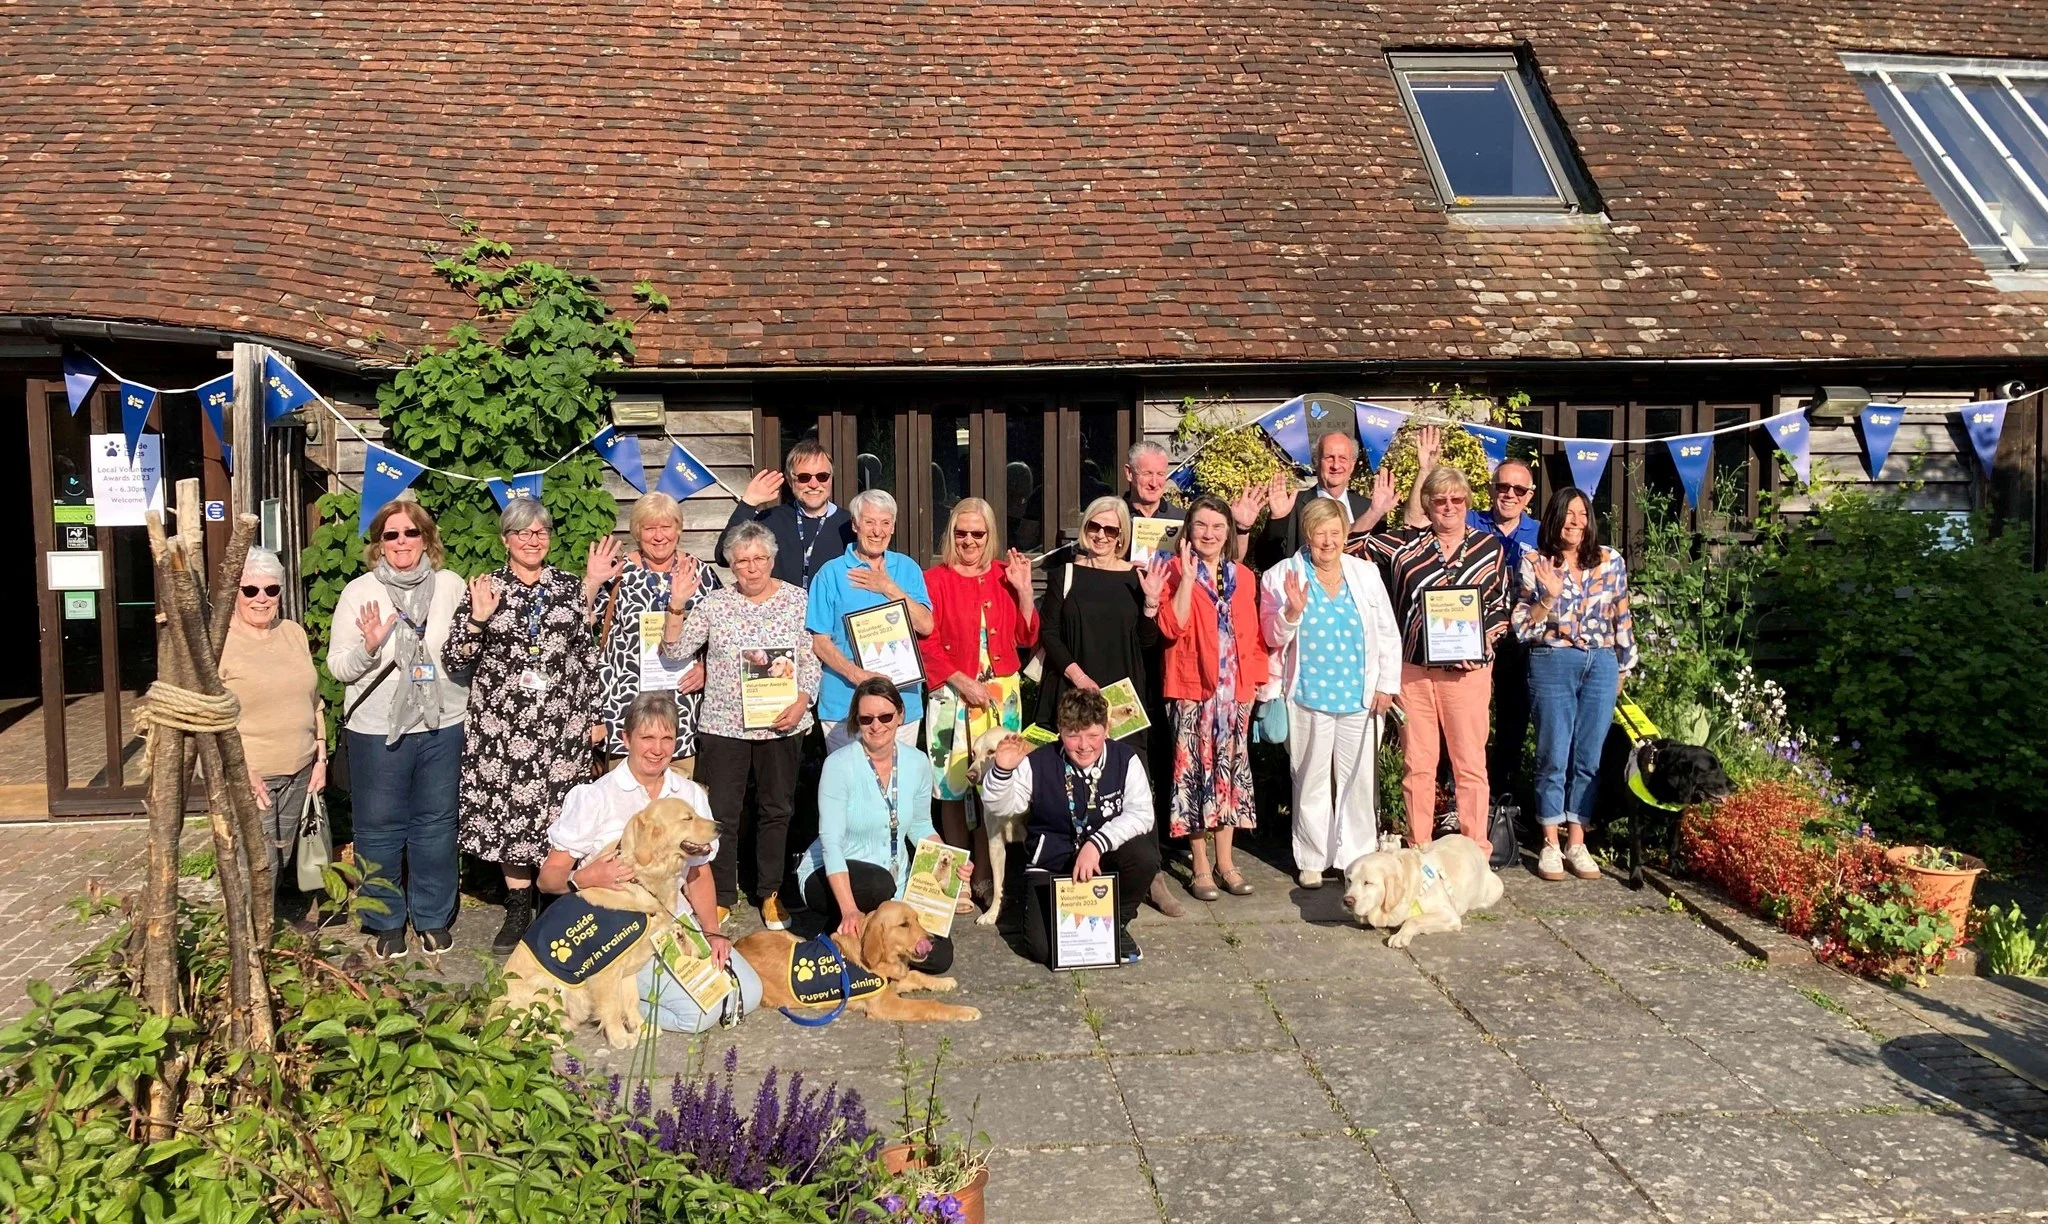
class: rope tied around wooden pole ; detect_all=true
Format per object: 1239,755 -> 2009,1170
136,682 -> 241,783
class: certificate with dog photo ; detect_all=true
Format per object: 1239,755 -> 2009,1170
1128,517 -> 1179,566
1098,678 -> 1151,741
739,646 -> 800,730
652,920 -> 733,1011
1051,873 -> 1119,970
1421,586 -> 1485,666
844,600 -> 924,689
901,837 -> 967,939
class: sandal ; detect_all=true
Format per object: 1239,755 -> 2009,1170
954,895 -> 978,916
1187,873 -> 1222,902
1217,868 -> 1254,897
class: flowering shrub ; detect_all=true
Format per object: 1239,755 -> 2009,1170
1709,665 -> 1865,815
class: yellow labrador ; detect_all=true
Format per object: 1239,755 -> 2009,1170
1342,834 -> 1504,948
966,728 -> 1021,927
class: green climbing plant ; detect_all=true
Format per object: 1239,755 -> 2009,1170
298,222 -> 669,718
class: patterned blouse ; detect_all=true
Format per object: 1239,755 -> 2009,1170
1357,526 -> 1512,666
661,581 -> 822,741
592,556 -> 721,758
1513,546 -> 1640,672
1293,573 -> 1368,715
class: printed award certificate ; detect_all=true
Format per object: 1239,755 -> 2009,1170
652,921 -> 733,1011
1421,586 -> 1486,666
1098,678 -> 1151,741
1128,517 -> 1180,566
740,646 -> 800,730
844,600 -> 924,689
638,611 -> 687,693
901,837 -> 967,939
1051,873 -> 1119,971
1021,724 -> 1060,747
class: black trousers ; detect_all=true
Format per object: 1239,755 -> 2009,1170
1488,635 -> 1532,799
801,859 -> 954,975
1022,834 -> 1161,967
695,732 -> 803,908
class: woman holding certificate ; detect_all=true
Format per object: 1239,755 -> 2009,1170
1156,495 -> 1271,901
589,493 -> 720,773
1357,460 -> 1512,853
661,520 -> 821,929
798,679 -> 962,974
920,498 -> 1037,915
1513,488 -> 1637,882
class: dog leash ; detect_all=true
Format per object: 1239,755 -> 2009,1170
778,958 -> 854,1027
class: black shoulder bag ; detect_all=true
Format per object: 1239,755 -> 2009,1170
326,662 -> 398,795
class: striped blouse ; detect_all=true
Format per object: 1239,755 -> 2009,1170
1513,547 -> 1639,672
1356,526 -> 1512,666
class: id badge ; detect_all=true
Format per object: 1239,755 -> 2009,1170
516,669 -> 552,694
409,661 -> 439,684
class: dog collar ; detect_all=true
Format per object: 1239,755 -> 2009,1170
1626,749 -> 1687,812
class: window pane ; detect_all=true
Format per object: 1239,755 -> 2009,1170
777,409 -> 821,470
1078,407 -> 1119,510
853,409 -> 894,496
1893,74 -> 2048,255
1005,414 -> 1045,553
1570,409 -> 1615,520
1713,407 -> 1754,516
1960,82 -> 2048,252
930,411 -> 973,558
1859,79 -> 2005,252
1407,72 -> 1562,201
1640,407 -> 1686,509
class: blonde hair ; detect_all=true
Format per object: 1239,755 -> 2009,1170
363,498 -> 445,569
940,497 -> 1001,567
628,492 -> 685,547
1299,496 -> 1350,540
1078,495 -> 1132,558
1419,463 -> 1473,505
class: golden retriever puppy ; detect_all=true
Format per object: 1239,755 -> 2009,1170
1342,834 -> 1505,948
736,900 -> 980,1022
966,727 -> 1021,927
501,798 -> 719,1047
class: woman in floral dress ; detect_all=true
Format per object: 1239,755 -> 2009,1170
590,492 -> 721,772
447,497 -> 617,952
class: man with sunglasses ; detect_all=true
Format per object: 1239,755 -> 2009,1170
722,438 -> 855,589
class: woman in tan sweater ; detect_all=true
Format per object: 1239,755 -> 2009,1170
218,547 -> 325,895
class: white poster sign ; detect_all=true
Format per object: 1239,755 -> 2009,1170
88,434 -> 164,527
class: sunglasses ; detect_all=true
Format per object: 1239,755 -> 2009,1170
381,527 -> 422,542
791,471 -> 831,484
240,584 -> 282,598
1430,496 -> 1470,508
1492,483 -> 1535,497
1083,522 -> 1121,537
857,710 -> 899,727
954,529 -> 988,540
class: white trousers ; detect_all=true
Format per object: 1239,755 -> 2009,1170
1287,702 -> 1379,874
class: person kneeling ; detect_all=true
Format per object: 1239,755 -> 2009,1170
537,692 -> 764,1033
980,688 -> 1159,965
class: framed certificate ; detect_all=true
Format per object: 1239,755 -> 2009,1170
740,646 -> 800,730
1051,873 -> 1119,971
844,600 -> 924,689
1098,678 -> 1151,741
1421,586 -> 1486,666
901,837 -> 967,940
1128,517 -> 1180,566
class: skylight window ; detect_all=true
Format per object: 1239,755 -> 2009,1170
1844,53 -> 2048,269
1389,51 -> 1590,212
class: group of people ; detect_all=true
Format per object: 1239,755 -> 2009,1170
217,419 -> 1636,1035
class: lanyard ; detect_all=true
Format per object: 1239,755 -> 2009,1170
394,607 -> 429,641
867,750 -> 901,879
795,511 -> 829,587
976,592 -> 994,682
1062,759 -> 1101,845
524,585 -> 546,658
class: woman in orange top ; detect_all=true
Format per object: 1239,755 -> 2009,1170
1156,495 -> 1272,901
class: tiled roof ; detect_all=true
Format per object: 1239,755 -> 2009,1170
3,2 -> 2046,368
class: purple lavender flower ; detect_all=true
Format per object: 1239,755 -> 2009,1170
632,1079 -> 653,1117
938,1195 -> 966,1224
561,1054 -> 583,1078
879,1194 -> 904,1215
916,1193 -> 940,1215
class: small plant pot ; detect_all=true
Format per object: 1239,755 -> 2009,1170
1884,846 -> 1986,934
881,1143 -> 989,1224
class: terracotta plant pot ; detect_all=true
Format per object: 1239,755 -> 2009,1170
1884,845 -> 1986,933
880,1142 -> 989,1224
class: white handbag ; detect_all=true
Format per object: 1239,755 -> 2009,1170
295,788 -> 332,892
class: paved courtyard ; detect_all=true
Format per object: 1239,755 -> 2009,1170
8,820 -> 2048,1223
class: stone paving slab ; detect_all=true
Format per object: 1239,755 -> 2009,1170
1505,1033 -> 1774,1120
1317,1032 -> 1558,1131
1367,1119 -> 1662,1224
1146,1135 -> 1411,1224
1114,1051 -> 1345,1143
1537,912 -> 1756,974
1585,1112 -> 1890,1224
1689,1027 -> 1960,1113
1806,1109 -> 2048,1218
981,1144 -> 1159,1224
1083,979 -> 1295,1056
1616,964 -> 1861,1037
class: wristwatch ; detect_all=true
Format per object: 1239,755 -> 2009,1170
565,869 -> 582,894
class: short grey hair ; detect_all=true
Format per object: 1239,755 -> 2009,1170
848,488 -> 897,521
1127,440 -> 1170,467
1313,430 -> 1358,461
241,546 -> 287,582
721,519 -> 779,560
621,691 -> 679,740
499,497 -> 553,536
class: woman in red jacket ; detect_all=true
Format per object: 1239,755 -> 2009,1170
922,496 -> 1039,915
1156,495 -> 1272,901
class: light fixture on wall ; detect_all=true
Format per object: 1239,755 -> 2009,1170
1807,385 -> 1870,424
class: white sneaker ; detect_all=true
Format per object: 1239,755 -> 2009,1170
1297,870 -> 1324,890
1536,844 -> 1567,881
1564,844 -> 1602,880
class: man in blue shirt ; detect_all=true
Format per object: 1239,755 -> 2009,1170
806,488 -> 935,753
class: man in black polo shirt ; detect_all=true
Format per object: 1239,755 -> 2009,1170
720,438 -> 855,589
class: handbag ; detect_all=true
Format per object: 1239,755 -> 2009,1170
296,788 -> 333,892
1486,794 -> 1521,871
326,661 -> 398,794
1251,697 -> 1290,745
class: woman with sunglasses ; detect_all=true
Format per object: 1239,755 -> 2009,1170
446,497 -> 613,954
798,678 -> 961,973
326,499 -> 471,957
920,497 -> 1037,919
219,546 -> 325,912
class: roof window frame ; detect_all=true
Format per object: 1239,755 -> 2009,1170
1388,49 -> 1591,214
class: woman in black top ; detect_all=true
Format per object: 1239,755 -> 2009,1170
1035,496 -> 1168,748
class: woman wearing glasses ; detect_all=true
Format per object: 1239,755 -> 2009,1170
326,500 -> 470,957
219,546 -> 326,911
797,678 -> 961,973
920,497 -> 1037,919
446,497 -> 615,954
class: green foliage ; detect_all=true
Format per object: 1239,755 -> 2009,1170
888,1039 -> 986,1198
1762,484 -> 2048,855
1365,385 -> 1526,511
1169,397 -> 1285,503
298,228 -> 663,725
1975,902 -> 2048,977
1828,882 -> 1956,985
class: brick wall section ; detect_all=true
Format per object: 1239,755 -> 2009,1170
1,2 -> 2044,368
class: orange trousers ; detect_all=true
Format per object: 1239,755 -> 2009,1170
1398,661 -> 1494,850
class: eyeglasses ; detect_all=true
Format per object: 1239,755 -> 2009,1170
953,529 -> 988,541
856,710 -> 899,727
240,584 -> 281,598
507,527 -> 550,541
381,527 -> 422,542
1430,497 -> 1470,508
1083,522 -> 1122,537
791,471 -> 831,484
1491,483 -> 1535,497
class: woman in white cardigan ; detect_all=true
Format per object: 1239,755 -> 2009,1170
1258,497 -> 1403,888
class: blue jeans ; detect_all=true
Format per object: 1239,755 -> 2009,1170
638,954 -> 765,1034
1527,646 -> 1619,828
346,725 -> 464,933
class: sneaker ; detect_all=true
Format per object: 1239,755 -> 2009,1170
1536,845 -> 1567,881
371,928 -> 409,959
760,894 -> 790,932
418,928 -> 453,953
1297,870 -> 1324,890
1117,930 -> 1143,964
1564,844 -> 1603,880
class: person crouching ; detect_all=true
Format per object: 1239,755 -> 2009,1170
980,689 -> 1159,965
